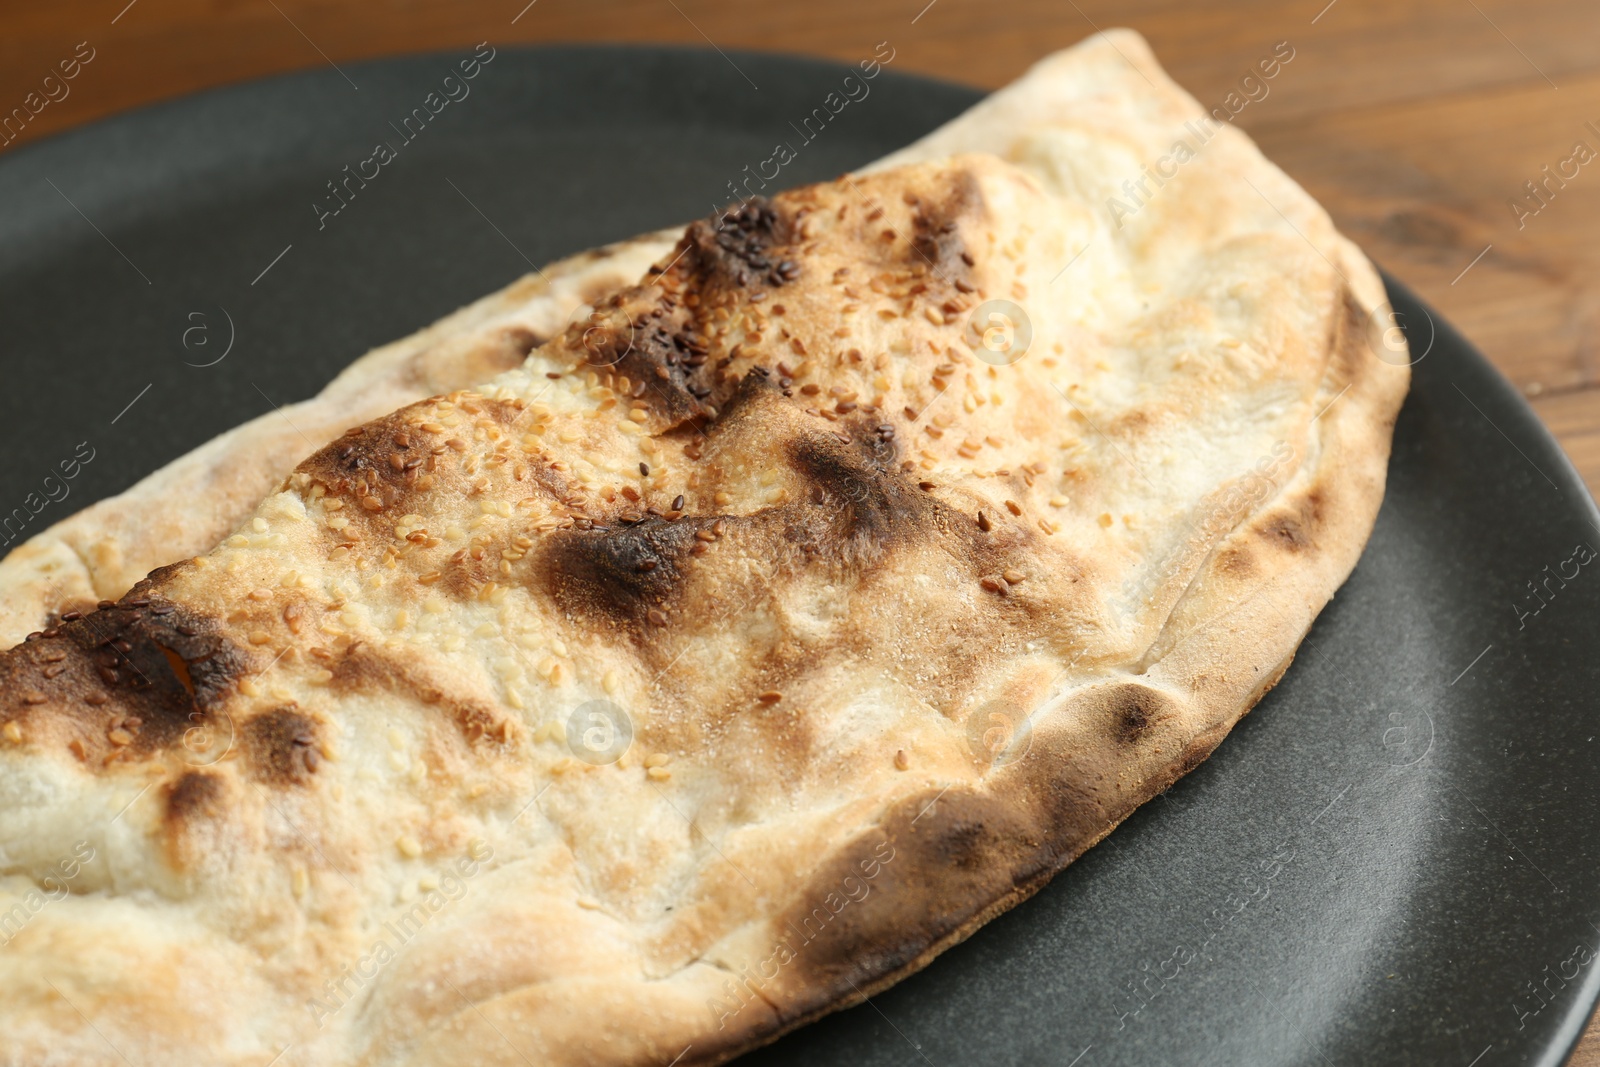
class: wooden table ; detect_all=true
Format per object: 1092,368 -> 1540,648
4,0 -> 1597,1060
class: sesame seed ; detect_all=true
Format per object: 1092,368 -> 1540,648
1003,569 -> 1026,584
980,577 -> 1004,593
647,766 -> 672,781
397,836 -> 423,859
108,728 -> 134,746
1005,500 -> 1022,516
644,753 -> 672,768
672,495 -> 686,511
894,749 -> 910,771
977,511 -> 992,532
758,691 -> 782,704
647,609 -> 668,627
2,722 -> 21,743
639,462 -> 650,477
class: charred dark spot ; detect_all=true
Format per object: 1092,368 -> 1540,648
1263,515 -> 1308,552
911,214 -> 963,269
764,787 -> 1047,1021
615,321 -> 714,422
542,515 -> 705,628
682,197 -> 793,290
932,816 -> 993,871
165,770 -> 223,823
907,173 -> 978,272
574,200 -> 798,428
1305,488 -> 1325,520
298,396 -> 524,512
786,427 -> 925,564
0,585 -> 245,762
1117,697 -> 1152,744
711,368 -> 783,424
502,326 -> 543,358
761,677 -> 1257,1030
571,289 -> 718,428
245,706 -> 322,785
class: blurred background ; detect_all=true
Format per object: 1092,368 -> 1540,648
2,0 -> 1598,1055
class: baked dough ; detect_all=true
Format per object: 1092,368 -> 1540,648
0,31 -> 1406,1066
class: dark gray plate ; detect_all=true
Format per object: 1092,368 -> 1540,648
1,45 -> 1597,1067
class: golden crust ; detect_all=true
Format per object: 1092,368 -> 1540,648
0,31 -> 1408,1067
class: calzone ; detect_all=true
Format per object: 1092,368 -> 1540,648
0,31 -> 1407,1066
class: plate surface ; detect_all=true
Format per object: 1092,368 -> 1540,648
1,45 -> 1598,1067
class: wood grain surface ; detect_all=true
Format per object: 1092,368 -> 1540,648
2,0 -> 1597,1061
